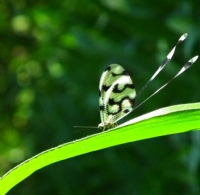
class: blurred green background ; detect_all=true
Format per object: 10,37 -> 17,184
0,0 -> 200,194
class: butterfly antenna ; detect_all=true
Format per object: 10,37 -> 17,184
134,55 -> 198,111
74,126 -> 98,129
136,33 -> 188,98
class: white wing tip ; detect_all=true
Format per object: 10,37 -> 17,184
190,55 -> 199,63
167,47 -> 175,59
179,33 -> 188,41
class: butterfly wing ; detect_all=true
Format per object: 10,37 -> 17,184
99,64 -> 136,129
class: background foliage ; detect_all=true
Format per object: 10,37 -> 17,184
0,0 -> 200,194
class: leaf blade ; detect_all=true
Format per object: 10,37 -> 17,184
0,103 -> 200,194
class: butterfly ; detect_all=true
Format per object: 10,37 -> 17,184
75,33 -> 198,130
97,33 -> 198,130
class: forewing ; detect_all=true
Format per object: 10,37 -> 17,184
99,64 -> 136,125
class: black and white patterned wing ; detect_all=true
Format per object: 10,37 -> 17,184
98,64 -> 136,130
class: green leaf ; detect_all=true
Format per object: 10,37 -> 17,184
1,103 -> 200,195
